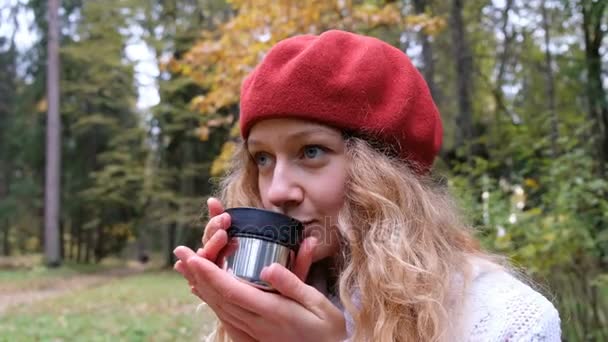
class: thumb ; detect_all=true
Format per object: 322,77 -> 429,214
260,263 -> 325,316
173,245 -> 197,262
292,236 -> 318,281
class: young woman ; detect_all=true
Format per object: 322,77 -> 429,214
173,30 -> 561,341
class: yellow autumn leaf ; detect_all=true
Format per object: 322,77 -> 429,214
524,178 -> 539,189
211,141 -> 237,177
167,58 -> 181,73
181,64 -> 192,76
36,98 -> 48,112
229,121 -> 240,138
196,126 -> 210,141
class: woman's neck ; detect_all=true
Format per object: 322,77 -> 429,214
306,257 -> 339,297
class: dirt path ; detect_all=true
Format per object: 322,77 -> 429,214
0,265 -> 147,315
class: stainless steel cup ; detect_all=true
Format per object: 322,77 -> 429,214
217,207 -> 304,291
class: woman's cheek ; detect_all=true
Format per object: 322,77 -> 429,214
312,225 -> 341,262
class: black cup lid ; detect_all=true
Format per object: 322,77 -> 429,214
224,207 -> 304,251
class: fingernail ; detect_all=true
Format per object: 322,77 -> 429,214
260,266 -> 270,280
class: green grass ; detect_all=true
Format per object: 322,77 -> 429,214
0,271 -> 216,342
0,256 -> 127,292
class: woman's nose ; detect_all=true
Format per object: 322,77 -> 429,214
266,162 -> 304,210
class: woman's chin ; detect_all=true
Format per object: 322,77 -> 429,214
311,246 -> 338,264
312,253 -> 324,263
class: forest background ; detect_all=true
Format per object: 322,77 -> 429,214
0,0 -> 606,340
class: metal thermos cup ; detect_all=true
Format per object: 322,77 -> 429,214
217,207 -> 304,291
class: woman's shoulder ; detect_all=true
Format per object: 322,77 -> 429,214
460,257 -> 561,341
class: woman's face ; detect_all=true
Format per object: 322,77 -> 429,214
247,118 -> 347,263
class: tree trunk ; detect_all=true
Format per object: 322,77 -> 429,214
166,222 -> 177,267
85,229 -> 91,263
541,0 -> 558,157
412,0 -> 440,104
59,218 -> 64,259
39,206 -> 45,253
0,155 -> 6,256
0,120 -> 9,257
76,221 -> 82,262
67,217 -> 74,260
136,233 -> 149,263
2,220 -> 9,256
70,208 -> 82,261
44,0 -> 61,267
95,224 -> 104,262
450,0 -> 475,161
0,22 -> 17,229
492,0 -> 519,126
582,0 -> 608,176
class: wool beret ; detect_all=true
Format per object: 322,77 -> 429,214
239,30 -> 443,173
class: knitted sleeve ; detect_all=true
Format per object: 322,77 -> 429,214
465,270 -> 562,342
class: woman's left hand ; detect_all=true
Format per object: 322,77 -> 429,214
173,245 -> 346,342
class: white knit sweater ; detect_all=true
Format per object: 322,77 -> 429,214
455,262 -> 561,341
320,258 -> 562,341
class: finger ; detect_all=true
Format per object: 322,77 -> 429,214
202,214 -> 224,246
260,263 -> 327,317
202,293 -> 261,328
173,245 -> 197,262
221,320 -> 257,342
174,260 -> 195,285
186,256 -> 274,316
207,197 -> 225,218
189,275 -> 260,338
214,303 -> 260,338
174,246 -> 200,286
292,236 -> 318,281
199,229 -> 228,261
202,196 -> 227,246
202,212 -> 231,245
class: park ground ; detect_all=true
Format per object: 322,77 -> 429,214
0,255 -> 215,341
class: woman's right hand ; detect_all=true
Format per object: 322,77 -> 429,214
174,197 -> 323,341
175,198 -> 257,341
197,197 -> 231,262
174,197 -> 230,287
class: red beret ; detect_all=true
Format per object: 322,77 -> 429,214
239,30 -> 443,173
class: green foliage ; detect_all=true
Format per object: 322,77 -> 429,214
0,12 -> 45,255
136,0 -> 237,259
449,131 -> 608,340
57,0 -> 141,261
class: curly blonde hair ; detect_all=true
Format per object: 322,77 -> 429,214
205,135 -> 502,342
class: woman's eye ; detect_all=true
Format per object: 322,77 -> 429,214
253,152 -> 272,166
303,145 -> 325,159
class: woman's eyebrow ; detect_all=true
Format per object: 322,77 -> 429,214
247,128 -> 339,146
246,139 -> 262,147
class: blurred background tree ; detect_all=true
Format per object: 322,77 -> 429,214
0,0 -> 606,339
